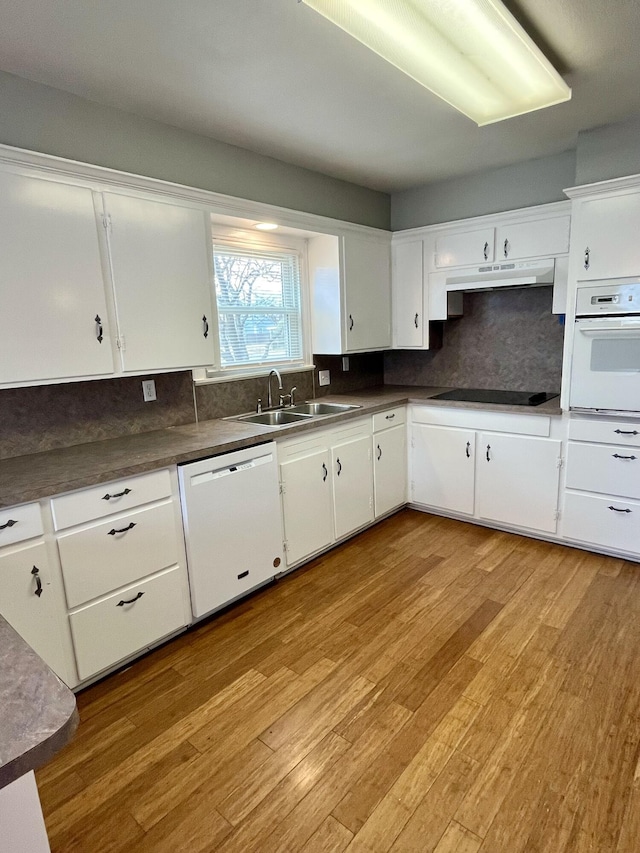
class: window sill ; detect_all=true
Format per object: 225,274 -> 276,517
192,364 -> 316,386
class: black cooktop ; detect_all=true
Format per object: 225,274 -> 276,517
431,389 -> 559,406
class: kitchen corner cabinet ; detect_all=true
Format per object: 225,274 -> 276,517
0,171 -> 114,385
410,407 -> 562,535
278,416 -> 377,567
309,231 -> 391,354
392,240 -> 427,348
102,192 -> 215,372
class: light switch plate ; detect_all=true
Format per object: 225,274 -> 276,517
142,379 -> 157,402
318,370 -> 330,386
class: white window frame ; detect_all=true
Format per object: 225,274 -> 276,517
199,225 -> 313,382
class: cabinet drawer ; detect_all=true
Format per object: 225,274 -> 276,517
58,501 -> 180,608
0,503 -> 43,548
566,442 -> 640,500
373,407 -> 406,432
568,417 -> 640,448
563,492 -> 640,555
51,469 -> 172,530
69,566 -> 187,680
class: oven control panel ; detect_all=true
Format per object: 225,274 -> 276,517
576,281 -> 640,316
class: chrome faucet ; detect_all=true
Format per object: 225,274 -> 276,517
267,368 -> 283,409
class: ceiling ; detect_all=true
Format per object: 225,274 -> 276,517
1,0 -> 640,194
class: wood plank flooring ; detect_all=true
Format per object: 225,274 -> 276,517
36,510 -> 640,852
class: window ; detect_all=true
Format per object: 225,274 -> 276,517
212,241 -> 306,373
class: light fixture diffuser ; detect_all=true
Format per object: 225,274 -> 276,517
255,222 -> 279,230
300,0 -> 571,125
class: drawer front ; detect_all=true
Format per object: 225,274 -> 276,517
566,442 -> 640,500
69,566 -> 187,680
58,501 -> 180,608
0,503 -> 43,548
568,417 -> 640,447
373,407 -> 406,432
51,469 -> 172,530
410,405 -> 551,437
563,492 -> 640,555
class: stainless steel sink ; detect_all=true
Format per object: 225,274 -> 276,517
234,410 -> 313,426
287,402 -> 361,416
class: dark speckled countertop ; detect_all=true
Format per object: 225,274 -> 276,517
0,616 -> 78,788
0,385 -> 562,509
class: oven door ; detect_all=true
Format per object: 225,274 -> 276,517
570,316 -> 640,413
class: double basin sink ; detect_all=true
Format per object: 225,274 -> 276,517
231,401 -> 361,427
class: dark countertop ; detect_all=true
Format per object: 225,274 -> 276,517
0,616 -> 78,789
0,385 -> 562,509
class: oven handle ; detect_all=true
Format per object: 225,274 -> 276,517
577,324 -> 640,336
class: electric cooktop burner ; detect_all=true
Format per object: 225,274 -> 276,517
431,389 -> 559,406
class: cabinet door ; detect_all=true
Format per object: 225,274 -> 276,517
343,233 -> 391,351
0,542 -> 68,680
332,436 -> 374,539
573,193 -> 640,280
411,424 -> 475,514
497,215 -> 570,261
104,192 -> 215,371
0,171 -> 114,384
280,449 -> 334,565
477,433 -> 561,533
392,241 -> 424,348
374,425 -> 407,517
434,228 -> 495,268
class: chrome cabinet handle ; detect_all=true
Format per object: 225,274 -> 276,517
322,463 -> 328,482
608,505 -> 632,513
95,314 -> 104,344
466,441 -> 471,458
503,238 -> 509,258
486,444 -> 491,462
614,429 -> 638,436
0,518 -> 18,531
584,247 -> 590,270
336,458 -> 342,476
414,313 -> 419,328
107,522 -> 137,536
102,488 -> 132,501
349,314 -> 354,331
612,453 -> 637,460
377,444 -> 382,461
202,314 -> 209,339
117,591 -> 144,606
483,241 -> 489,261
31,566 -> 43,598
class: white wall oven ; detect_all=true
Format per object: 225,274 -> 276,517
570,281 -> 640,415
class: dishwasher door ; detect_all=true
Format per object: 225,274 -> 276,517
178,442 -> 284,618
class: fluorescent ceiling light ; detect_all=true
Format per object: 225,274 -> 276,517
255,222 -> 279,230
300,0 -> 571,125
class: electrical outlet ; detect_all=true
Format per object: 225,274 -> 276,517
342,356 -> 350,371
318,370 -> 330,386
142,379 -> 157,402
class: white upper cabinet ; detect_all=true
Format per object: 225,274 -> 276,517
496,215 -> 570,262
103,193 -> 215,372
0,171 -> 114,385
569,190 -> 640,281
434,227 -> 495,268
392,240 -> 425,348
309,230 -> 391,354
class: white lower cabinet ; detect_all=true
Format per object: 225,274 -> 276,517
373,408 -> 408,518
410,406 -> 562,535
332,430 -> 374,539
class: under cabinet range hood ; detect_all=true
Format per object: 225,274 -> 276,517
445,259 -> 555,293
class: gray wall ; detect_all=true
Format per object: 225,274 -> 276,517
0,72 -> 390,229
391,150 -> 577,231
575,115 -> 640,186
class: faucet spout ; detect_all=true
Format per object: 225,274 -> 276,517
267,369 -> 283,409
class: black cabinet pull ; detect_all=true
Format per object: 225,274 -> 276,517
377,444 -> 382,461
95,314 -> 104,344
0,518 -> 18,531
584,247 -> 590,270
336,458 -> 342,476
108,522 -> 137,536
385,413 -> 395,420
612,453 -> 637,461
322,462 -> 328,482
202,315 -> 209,339
608,505 -> 632,513
414,313 -> 419,328
614,429 -> 638,436
483,241 -> 489,261
486,444 -> 491,462
31,566 -> 43,598
117,591 -> 144,606
466,441 -> 471,458
102,488 -> 132,501
503,238 -> 509,258
349,314 -> 354,331
237,570 -> 249,580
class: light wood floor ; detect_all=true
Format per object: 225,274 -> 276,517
37,510 -> 640,852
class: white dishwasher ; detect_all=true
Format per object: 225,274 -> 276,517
178,442 -> 284,619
